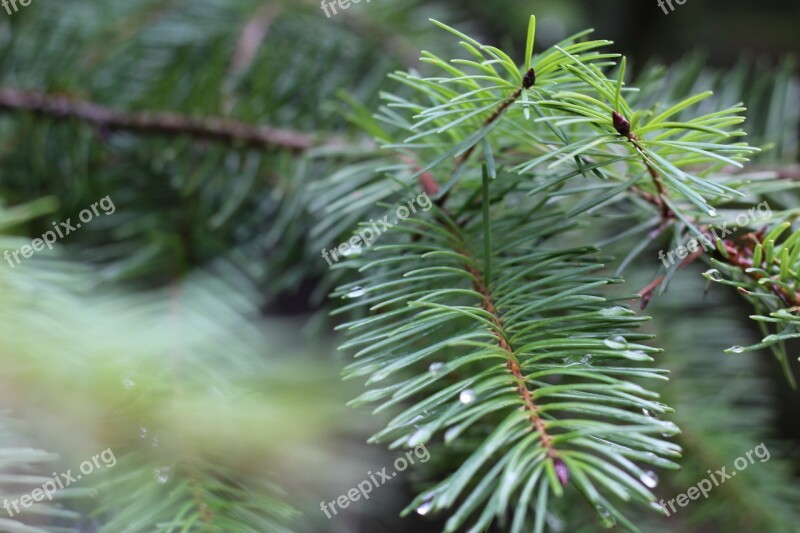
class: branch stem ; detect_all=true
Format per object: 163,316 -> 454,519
0,88 -> 320,151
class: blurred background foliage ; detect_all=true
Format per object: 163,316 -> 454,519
0,0 -> 798,531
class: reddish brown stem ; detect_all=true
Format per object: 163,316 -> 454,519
412,148 -> 557,458
0,88 -> 320,151
461,252 -> 556,455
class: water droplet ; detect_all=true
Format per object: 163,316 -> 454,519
600,306 -> 630,317
658,420 -> 679,437
409,428 -> 427,446
640,471 -> 658,488
580,354 -> 593,365
624,349 -> 649,361
444,426 -> 460,443
428,362 -> 445,374
729,345 -> 745,353
123,378 -> 135,389
154,467 -> 170,484
416,498 -> 434,516
596,506 -> 616,528
342,244 -> 362,257
642,408 -> 654,418
346,286 -> 366,299
459,389 -> 476,405
151,437 -> 159,448
139,427 -> 148,439
603,335 -> 628,350
704,269 -> 723,281
650,501 -> 668,515
707,208 -> 718,217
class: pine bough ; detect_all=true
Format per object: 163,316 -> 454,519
328,15 -> 797,532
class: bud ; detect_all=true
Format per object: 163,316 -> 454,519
522,68 -> 536,89
612,111 -> 630,136
553,457 -> 569,486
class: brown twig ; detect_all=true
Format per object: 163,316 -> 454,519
632,188 -> 795,309
0,88 -> 321,151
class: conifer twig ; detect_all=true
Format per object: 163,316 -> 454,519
452,68 -> 536,171
413,155 -> 564,483
613,111 -> 671,220
437,68 -> 536,209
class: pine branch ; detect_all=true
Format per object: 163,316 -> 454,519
320,15 -> 797,530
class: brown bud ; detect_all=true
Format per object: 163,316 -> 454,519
522,68 -> 536,89
612,111 -> 631,136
